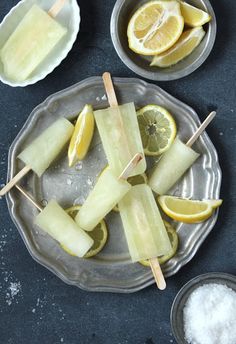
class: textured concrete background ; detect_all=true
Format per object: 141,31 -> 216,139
0,1 -> 235,343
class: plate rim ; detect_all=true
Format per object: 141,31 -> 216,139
6,76 -> 222,293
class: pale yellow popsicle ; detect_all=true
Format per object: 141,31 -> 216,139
94,102 -> 146,177
118,184 -> 172,262
75,168 -> 131,231
18,118 -> 74,177
149,138 -> 200,195
0,4 -> 67,81
35,200 -> 94,257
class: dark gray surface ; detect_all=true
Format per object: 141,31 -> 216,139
0,1 -> 235,343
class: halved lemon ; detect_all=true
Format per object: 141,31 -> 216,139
127,1 -> 184,55
137,104 -> 176,156
158,196 -> 222,223
61,205 -> 108,258
139,220 -> 178,266
151,26 -> 205,68
68,104 -> 95,167
180,2 -> 211,27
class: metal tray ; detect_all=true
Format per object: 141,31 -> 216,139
6,77 -> 222,293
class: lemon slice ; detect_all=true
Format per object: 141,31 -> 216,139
139,221 -> 178,266
127,1 -> 184,55
61,205 -> 108,258
158,196 -> 222,223
180,2 -> 211,27
137,104 -> 176,156
151,26 -> 205,68
68,104 -> 95,167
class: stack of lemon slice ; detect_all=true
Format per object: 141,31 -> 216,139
127,1 -> 211,67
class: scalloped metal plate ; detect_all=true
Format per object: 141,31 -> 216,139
6,77 -> 221,293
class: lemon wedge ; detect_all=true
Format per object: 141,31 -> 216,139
61,205 -> 108,258
127,1 -> 184,55
151,26 -> 205,68
137,104 -> 176,156
158,196 -> 222,223
139,220 -> 178,266
180,2 -> 211,27
68,104 -> 95,167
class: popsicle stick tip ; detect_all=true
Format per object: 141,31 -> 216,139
186,111 -> 216,147
0,165 -> 31,196
48,0 -> 67,18
119,153 -> 143,180
149,257 -> 166,291
102,72 -> 118,108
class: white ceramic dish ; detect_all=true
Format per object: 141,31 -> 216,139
0,0 -> 80,87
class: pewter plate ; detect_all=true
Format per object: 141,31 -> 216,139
6,77 -> 221,293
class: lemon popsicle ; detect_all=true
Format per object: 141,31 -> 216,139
94,102 -> 146,177
75,168 -> 131,231
0,4 -> 67,81
149,138 -> 199,195
18,118 -> 74,177
118,184 -> 172,262
35,200 -> 94,257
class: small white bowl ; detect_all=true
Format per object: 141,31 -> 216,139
0,0 -> 80,87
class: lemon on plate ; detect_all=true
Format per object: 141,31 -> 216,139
151,26 -> 205,68
139,220 -> 178,266
127,1 -> 184,55
158,195 -> 222,223
180,2 -> 211,27
68,104 -> 95,167
137,104 -> 176,156
61,205 -> 108,258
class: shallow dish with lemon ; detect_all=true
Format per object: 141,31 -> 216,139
111,0 -> 216,80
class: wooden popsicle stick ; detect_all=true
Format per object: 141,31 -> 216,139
102,72 -> 118,108
0,165 -> 31,197
149,257 -> 166,290
48,0 -> 67,18
15,184 -> 43,212
119,153 -> 143,180
186,111 -> 216,148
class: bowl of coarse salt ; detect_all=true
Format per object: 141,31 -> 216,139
170,272 -> 236,344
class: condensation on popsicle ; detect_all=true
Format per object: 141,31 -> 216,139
35,200 -> 94,258
75,168 -> 131,231
149,138 -> 200,195
118,184 -> 172,262
94,102 -> 146,177
0,4 -> 67,81
18,118 -> 74,177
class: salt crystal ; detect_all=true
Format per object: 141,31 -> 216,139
75,161 -> 83,170
101,94 -> 107,101
96,97 -> 100,102
183,283 -> 236,344
66,178 -> 72,186
87,178 -> 93,186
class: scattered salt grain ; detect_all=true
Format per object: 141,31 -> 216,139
219,132 -> 223,136
96,97 -> 100,102
183,283 -> 236,344
6,281 -> 21,306
101,94 -> 107,101
87,178 -> 93,186
66,178 -> 72,186
75,161 -> 83,170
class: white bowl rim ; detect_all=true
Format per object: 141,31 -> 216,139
0,0 -> 80,87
